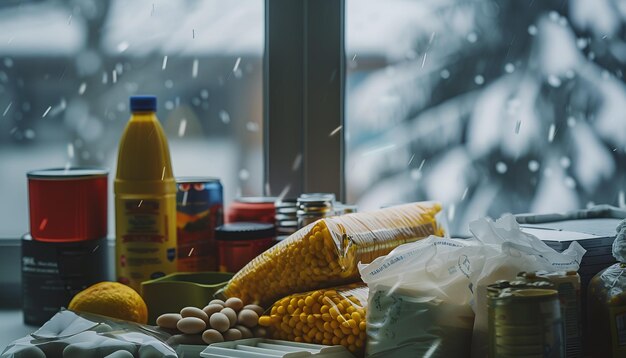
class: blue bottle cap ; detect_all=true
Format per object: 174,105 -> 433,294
130,95 -> 157,112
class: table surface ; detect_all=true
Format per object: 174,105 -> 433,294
0,310 -> 37,350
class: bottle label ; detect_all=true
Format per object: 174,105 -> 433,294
116,196 -> 176,292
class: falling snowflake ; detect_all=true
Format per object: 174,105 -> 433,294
440,69 -> 450,79
246,122 -> 259,132
528,25 -> 538,35
466,32 -> 478,43
567,117 -> 576,127
504,63 -> 515,73
67,143 -> 74,158
78,82 -> 87,95
42,106 -> 52,118
162,56 -> 168,70
329,125 -> 342,137
239,169 -> 250,181
165,80 -> 174,89
564,176 -> 576,189
474,75 -> 485,85
192,59 -> 199,78
495,162 -> 508,174
548,124 -> 556,142
547,75 -> 561,87
178,119 -> 187,137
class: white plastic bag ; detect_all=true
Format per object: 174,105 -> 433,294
468,214 -> 586,358
359,236 -> 482,358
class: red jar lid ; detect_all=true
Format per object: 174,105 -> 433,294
226,197 -> 276,224
28,168 -> 108,242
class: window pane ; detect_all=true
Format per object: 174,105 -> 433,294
345,0 -> 626,233
0,0 -> 264,238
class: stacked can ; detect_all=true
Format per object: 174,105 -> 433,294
296,193 -> 336,228
176,178 -> 223,272
24,168 -> 110,325
488,280 -> 565,358
518,271 -> 582,357
274,198 -> 298,236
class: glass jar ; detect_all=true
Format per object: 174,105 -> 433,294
587,263 -> 626,358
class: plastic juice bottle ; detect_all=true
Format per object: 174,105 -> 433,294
115,95 -> 177,292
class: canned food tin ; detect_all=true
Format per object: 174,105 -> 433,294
27,168 -> 108,242
296,193 -> 335,229
22,234 -> 109,325
519,271 -> 582,357
275,198 -> 298,236
488,281 -> 565,358
176,177 -> 223,272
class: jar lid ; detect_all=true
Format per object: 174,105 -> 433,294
236,196 -> 278,204
215,222 -> 276,241
27,167 -> 109,179
176,177 -> 221,184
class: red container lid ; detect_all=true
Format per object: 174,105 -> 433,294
226,197 -> 276,224
28,168 -> 108,242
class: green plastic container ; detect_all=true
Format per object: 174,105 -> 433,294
141,272 -> 233,324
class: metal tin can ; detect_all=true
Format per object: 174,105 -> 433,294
275,198 -> 298,236
297,193 -> 336,228
176,177 -> 223,272
27,168 -> 108,242
21,234 -> 109,325
488,280 -> 565,358
519,271 -> 582,358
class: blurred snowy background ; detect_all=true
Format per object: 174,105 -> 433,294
1,0 -> 625,238
345,0 -> 626,234
0,0 -> 264,237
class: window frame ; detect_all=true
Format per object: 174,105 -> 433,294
264,0 -> 345,201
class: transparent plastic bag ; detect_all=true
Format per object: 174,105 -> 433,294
587,219 -> 626,358
359,236 -> 479,358
257,284 -> 368,357
1,310 -> 177,358
218,202 -> 444,306
468,214 -> 585,358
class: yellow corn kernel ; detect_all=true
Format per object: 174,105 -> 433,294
258,316 -> 272,326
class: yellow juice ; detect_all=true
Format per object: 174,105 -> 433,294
114,95 -> 177,292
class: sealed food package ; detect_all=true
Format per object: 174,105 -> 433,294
219,202 -> 444,306
360,236 -> 479,358
1,310 -> 177,358
468,214 -> 585,358
257,284 -> 368,356
587,219 -> 626,358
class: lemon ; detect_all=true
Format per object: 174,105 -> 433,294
68,281 -> 148,324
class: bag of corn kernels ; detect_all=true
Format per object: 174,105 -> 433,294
257,284 -> 368,357
216,202 -> 445,307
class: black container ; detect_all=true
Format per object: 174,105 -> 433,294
21,234 -> 109,325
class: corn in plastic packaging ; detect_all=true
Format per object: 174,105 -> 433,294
258,284 -> 368,356
218,202 -> 444,306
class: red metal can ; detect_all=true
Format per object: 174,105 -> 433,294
27,168 -> 108,242
226,197 -> 276,224
176,177 -> 224,272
